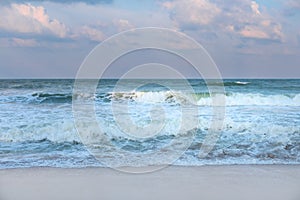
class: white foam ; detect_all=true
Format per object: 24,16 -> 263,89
198,93 -> 300,106
108,91 -> 300,106
234,81 -> 250,85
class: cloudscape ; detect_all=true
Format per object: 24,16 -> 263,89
0,0 -> 299,78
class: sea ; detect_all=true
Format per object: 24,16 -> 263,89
0,79 -> 299,169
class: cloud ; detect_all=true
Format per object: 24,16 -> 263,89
162,0 -> 221,26
0,37 -> 39,47
0,3 -> 68,38
0,0 -> 113,5
286,0 -> 300,9
233,21 -> 283,41
0,3 -> 111,43
221,1 -> 284,41
239,26 -> 269,39
0,0 -> 288,50
75,25 -> 105,42
114,19 -> 134,32
283,0 -> 300,16
162,0 -> 283,42
250,1 -> 260,15
11,37 -> 38,46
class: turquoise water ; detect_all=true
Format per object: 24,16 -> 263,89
0,79 -> 299,168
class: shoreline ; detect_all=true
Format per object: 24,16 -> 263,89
1,165 -> 300,200
1,162 -> 300,169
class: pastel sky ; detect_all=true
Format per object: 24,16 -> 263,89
0,0 -> 299,78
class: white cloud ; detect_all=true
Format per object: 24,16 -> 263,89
0,3 -> 68,38
162,0 -> 221,26
251,1 -> 260,15
114,19 -> 134,32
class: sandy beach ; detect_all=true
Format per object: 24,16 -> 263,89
1,165 -> 300,200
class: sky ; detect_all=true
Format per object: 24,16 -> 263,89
0,0 -> 299,78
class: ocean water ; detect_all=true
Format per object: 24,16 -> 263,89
0,79 -> 299,169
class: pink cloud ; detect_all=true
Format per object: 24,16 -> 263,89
77,26 -> 105,42
239,26 -> 269,39
162,0 -> 283,41
0,3 -> 68,38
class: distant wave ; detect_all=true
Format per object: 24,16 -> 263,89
0,92 -> 73,104
221,81 -> 250,86
32,93 -> 73,103
188,80 -> 251,87
234,81 -> 250,85
196,81 -> 251,87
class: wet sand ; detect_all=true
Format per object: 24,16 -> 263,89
1,165 -> 300,200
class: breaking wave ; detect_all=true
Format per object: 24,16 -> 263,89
1,91 -> 300,106
106,91 -> 300,106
